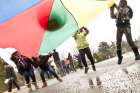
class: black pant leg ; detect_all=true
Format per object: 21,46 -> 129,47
124,27 -> 137,49
40,69 -> 46,82
85,47 -> 95,66
8,80 -> 12,92
116,28 -> 124,58
116,27 -> 124,51
47,66 -> 59,79
13,79 -> 20,90
24,73 -> 30,84
79,49 -> 88,67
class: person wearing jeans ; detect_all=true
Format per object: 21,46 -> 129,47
33,54 -> 62,88
11,51 -> 39,92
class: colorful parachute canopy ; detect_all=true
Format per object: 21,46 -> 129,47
0,0 -> 53,57
0,0 -> 115,57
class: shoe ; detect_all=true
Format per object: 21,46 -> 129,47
132,47 -> 140,60
84,67 -> 89,74
117,50 -> 123,64
42,82 -> 47,88
92,65 -> 96,71
26,84 -> 32,92
33,82 -> 39,89
57,77 -> 63,82
135,55 -> 140,60
17,86 -> 20,90
118,56 -> 123,65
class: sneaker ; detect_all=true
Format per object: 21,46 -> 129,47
118,57 -> 123,65
135,55 -> 140,60
84,67 -> 89,74
17,87 -> 20,91
92,65 -> 96,71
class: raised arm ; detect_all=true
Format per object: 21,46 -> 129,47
110,3 -> 117,19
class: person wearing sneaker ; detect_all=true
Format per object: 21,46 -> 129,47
110,0 -> 140,64
37,53 -> 63,87
73,27 -> 96,74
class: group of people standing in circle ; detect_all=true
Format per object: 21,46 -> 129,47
3,0 -> 140,93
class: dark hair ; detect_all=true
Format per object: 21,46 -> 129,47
10,51 -> 19,63
120,0 -> 127,6
124,0 -> 127,5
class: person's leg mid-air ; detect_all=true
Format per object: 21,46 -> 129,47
79,49 -> 89,74
116,28 -> 124,64
124,27 -> 140,60
85,47 -> 96,71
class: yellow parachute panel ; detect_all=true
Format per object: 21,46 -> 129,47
61,0 -> 115,27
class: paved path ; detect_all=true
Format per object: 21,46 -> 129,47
4,51 -> 140,93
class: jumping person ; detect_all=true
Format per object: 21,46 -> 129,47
73,27 -> 96,74
110,0 -> 140,64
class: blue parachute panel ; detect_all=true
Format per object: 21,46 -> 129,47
0,0 -> 41,23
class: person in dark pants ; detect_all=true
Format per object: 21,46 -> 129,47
4,62 -> 20,92
11,51 -> 38,92
110,0 -> 140,64
32,53 -> 62,88
73,27 -> 96,74
52,49 -> 65,76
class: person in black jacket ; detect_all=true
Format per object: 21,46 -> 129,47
110,0 -> 140,64
4,62 -> 20,92
32,53 -> 62,88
